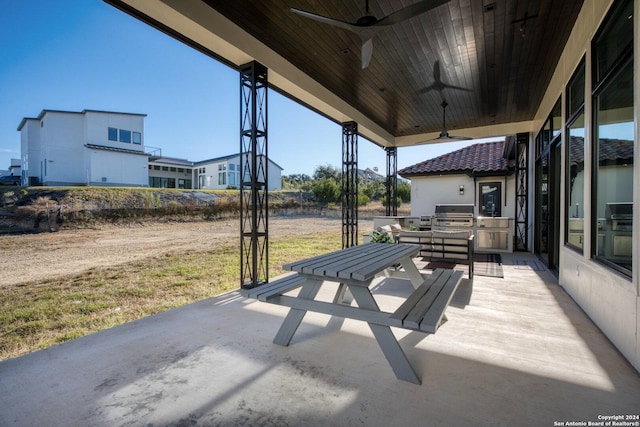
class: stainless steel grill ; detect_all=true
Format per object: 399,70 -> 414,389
433,204 -> 474,229
605,202 -> 632,258
607,202 -> 633,231
419,215 -> 433,230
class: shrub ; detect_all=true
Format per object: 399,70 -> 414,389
397,182 -> 411,203
370,230 -> 395,244
312,178 -> 340,204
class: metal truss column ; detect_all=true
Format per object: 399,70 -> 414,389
515,132 -> 529,251
342,122 -> 358,249
385,147 -> 398,216
240,61 -> 268,288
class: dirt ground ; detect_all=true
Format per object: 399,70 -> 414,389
0,216 -> 374,287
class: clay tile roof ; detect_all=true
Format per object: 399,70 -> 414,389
398,140 -> 511,177
568,136 -> 634,166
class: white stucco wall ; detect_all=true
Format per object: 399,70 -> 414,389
408,174 -> 516,219
84,111 -> 145,152
267,160 -> 282,191
409,175 -> 475,216
40,112 -> 85,185
87,149 -> 148,187
537,0 -> 639,372
20,119 -> 40,184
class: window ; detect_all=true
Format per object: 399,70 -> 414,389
229,171 -> 236,186
593,0 -> 634,86
551,99 -> 561,138
119,129 -> 131,143
108,127 -> 118,141
133,131 -> 141,145
567,113 -> 585,250
591,0 -> 634,275
568,60 -> 585,118
478,182 -> 502,217
229,164 -> 235,171
593,60 -> 633,272
566,59 -> 586,252
218,172 -> 226,185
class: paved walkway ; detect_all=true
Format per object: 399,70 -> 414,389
1,253 -> 639,426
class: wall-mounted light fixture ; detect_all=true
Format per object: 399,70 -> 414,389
459,185 -> 464,195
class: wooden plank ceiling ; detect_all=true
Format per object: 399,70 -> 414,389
202,0 -> 583,138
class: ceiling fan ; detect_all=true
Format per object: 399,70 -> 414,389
291,0 -> 450,69
428,100 -> 471,142
420,60 -> 473,96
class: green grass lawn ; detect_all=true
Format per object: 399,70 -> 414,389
0,232 -> 342,361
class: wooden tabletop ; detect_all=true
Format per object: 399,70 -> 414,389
283,243 -> 419,282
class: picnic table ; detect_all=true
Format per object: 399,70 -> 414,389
243,243 -> 463,384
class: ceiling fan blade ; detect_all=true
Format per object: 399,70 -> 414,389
441,82 -> 473,92
290,8 -> 356,32
361,38 -> 374,69
428,131 -> 472,142
419,84 -> 437,94
441,134 -> 472,141
376,0 -> 450,26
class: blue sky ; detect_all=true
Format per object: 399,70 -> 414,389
0,0 -> 487,176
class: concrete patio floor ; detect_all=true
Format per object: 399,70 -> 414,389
1,252 -> 639,426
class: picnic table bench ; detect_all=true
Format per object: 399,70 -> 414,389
243,243 -> 463,384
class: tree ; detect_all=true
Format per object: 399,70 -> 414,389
361,179 -> 385,200
313,164 -> 341,182
312,178 -> 340,203
397,181 -> 411,203
282,173 -> 312,190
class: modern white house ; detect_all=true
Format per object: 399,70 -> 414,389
17,109 -> 148,187
194,154 -> 283,191
148,156 -> 195,189
357,167 -> 385,184
18,110 -> 283,189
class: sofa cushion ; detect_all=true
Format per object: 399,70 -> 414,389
389,223 -> 402,233
377,225 -> 393,237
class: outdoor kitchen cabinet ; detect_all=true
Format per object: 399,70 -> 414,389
476,230 -> 509,250
475,217 -> 512,252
